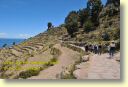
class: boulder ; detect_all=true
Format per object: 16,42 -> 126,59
82,55 -> 89,62
73,69 -> 88,79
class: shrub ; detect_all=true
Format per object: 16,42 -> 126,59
2,44 -> 7,48
45,58 -> 57,67
18,68 -> 41,79
50,47 -> 61,58
102,32 -> 110,41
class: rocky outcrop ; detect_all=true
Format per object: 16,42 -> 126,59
99,0 -> 120,28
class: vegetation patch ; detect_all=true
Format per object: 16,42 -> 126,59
18,67 -> 42,79
50,47 -> 61,58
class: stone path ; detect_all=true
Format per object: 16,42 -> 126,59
87,53 -> 120,79
73,53 -> 120,79
67,44 -> 120,79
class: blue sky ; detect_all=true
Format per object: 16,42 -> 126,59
0,0 -> 107,39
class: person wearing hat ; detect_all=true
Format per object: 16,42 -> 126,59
109,41 -> 116,58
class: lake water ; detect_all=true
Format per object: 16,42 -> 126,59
0,38 -> 25,48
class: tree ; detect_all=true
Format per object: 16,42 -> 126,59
65,11 -> 80,24
66,22 -> 78,37
83,20 -> 93,33
65,11 -> 79,37
77,8 -> 90,27
47,22 -> 52,30
87,0 -> 103,26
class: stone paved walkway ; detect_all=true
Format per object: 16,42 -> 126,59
65,44 -> 120,79
87,53 -> 120,79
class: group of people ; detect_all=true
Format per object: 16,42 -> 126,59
84,41 -> 116,58
84,44 -> 102,55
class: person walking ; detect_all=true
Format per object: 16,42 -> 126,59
94,44 -> 98,54
92,44 -> 95,53
89,44 -> 92,52
96,44 -> 99,54
109,41 -> 116,58
98,44 -> 102,55
84,44 -> 89,52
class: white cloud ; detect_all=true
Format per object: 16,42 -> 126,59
19,34 -> 32,39
0,33 -> 7,38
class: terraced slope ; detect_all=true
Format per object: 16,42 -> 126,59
0,27 -> 67,79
